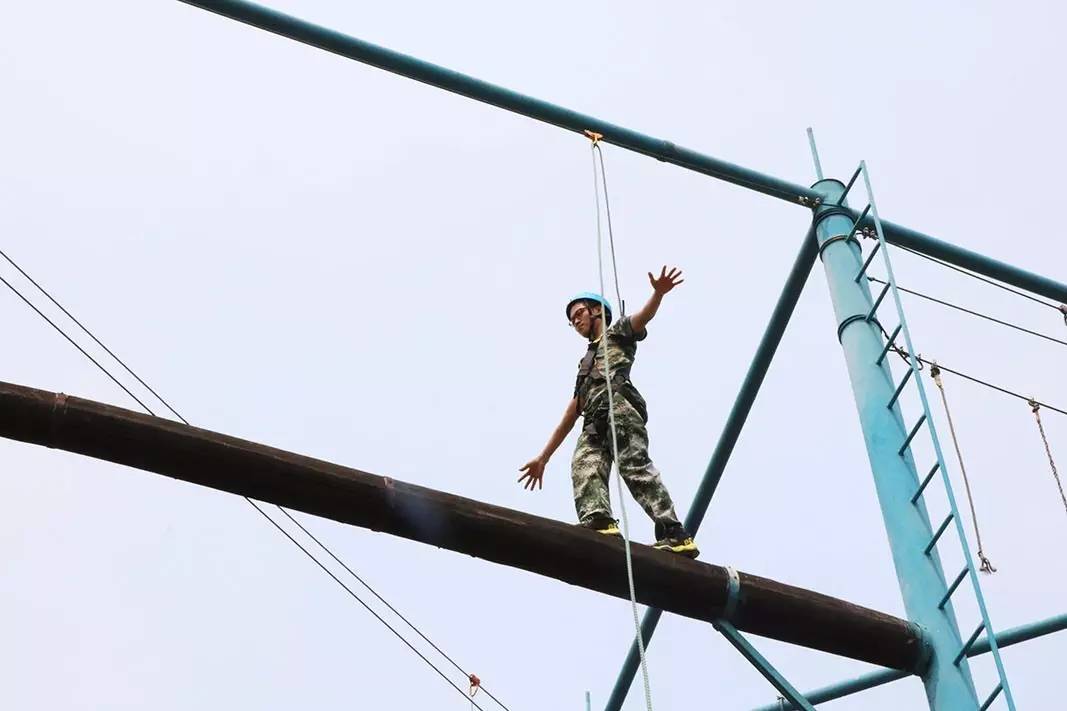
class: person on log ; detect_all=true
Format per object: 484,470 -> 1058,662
518,267 -> 698,558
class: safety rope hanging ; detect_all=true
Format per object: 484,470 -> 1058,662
929,364 -> 996,573
1027,399 -> 1067,517
587,128 -> 654,711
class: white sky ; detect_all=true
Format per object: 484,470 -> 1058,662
1,1 -> 1065,709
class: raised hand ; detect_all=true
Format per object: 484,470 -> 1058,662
648,266 -> 684,295
518,457 -> 546,491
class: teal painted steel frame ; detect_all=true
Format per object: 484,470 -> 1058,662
178,0 -> 1067,304
751,613 -> 1067,710
605,226 -> 818,711
167,3 -> 1067,708
811,180 -> 978,709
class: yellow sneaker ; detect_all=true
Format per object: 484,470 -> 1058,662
653,535 -> 700,559
596,522 -> 622,537
580,517 -> 622,538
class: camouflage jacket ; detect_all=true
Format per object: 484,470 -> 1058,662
573,316 -> 648,421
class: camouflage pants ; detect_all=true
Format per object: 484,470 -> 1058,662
571,397 -> 681,537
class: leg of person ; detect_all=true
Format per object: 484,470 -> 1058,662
571,422 -> 618,536
613,400 -> 700,558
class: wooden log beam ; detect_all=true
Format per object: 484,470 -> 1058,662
0,380 -> 923,670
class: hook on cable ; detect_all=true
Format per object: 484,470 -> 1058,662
583,129 -> 604,146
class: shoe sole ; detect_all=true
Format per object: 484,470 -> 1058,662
577,523 -> 623,538
653,543 -> 700,559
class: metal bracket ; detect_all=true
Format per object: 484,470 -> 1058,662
810,205 -> 851,225
837,314 -> 884,343
722,565 -> 742,622
817,233 -> 862,261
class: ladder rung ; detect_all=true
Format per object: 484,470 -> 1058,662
939,566 -> 969,609
846,204 -> 872,242
876,324 -> 903,366
955,622 -> 986,666
899,413 -> 926,456
911,462 -> 940,504
836,165 -> 863,206
867,282 -> 891,321
979,683 -> 1003,711
924,513 -> 953,555
887,367 -> 914,410
854,242 -> 881,283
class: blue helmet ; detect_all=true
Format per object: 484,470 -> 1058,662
566,292 -> 613,324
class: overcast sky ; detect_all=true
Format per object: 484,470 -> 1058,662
2,1 -> 1065,709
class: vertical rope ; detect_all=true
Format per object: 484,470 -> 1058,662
594,144 -> 624,316
590,137 -> 654,711
1028,400 -> 1067,516
930,364 -> 995,573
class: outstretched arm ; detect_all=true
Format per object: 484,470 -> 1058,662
518,397 -> 580,491
630,266 -> 684,334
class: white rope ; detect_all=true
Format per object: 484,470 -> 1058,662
591,139 -> 654,711
930,364 -> 996,573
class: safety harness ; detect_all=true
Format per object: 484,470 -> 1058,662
573,331 -> 648,428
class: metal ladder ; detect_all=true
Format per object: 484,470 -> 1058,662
842,161 -> 1015,710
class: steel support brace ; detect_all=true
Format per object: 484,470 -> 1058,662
715,621 -> 816,711
179,0 -> 1067,304
812,179 -> 977,709
752,612 -> 1067,710
604,225 -> 818,711
713,565 -> 815,711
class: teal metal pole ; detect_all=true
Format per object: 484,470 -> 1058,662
604,226 -> 818,711
752,612 -> 1067,710
714,621 -> 815,711
811,180 -> 978,710
178,0 -> 1067,304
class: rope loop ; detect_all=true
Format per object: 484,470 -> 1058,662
1028,397 -> 1067,517
929,361 -> 995,573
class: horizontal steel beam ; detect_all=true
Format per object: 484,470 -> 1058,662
176,0 -> 819,205
175,0 -> 1067,306
876,217 -> 1067,304
0,379 -> 924,670
752,612 -> 1067,710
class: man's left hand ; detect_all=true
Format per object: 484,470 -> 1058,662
648,266 -> 684,295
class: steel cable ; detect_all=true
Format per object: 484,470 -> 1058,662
866,276 -> 1067,348
0,250 -> 506,711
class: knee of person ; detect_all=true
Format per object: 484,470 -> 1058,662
618,457 -> 655,477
